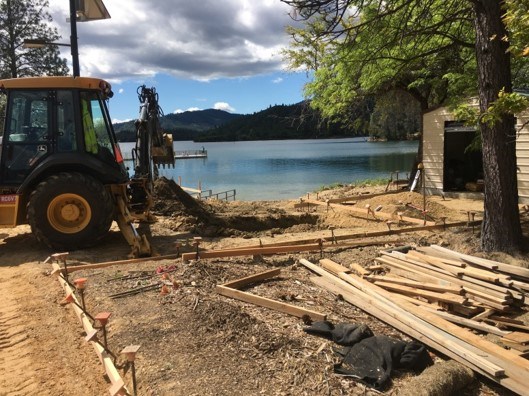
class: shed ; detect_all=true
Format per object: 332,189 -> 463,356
422,103 -> 529,204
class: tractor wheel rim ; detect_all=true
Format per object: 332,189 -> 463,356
47,193 -> 92,234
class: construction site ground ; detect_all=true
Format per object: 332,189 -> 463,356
1,179 -> 528,396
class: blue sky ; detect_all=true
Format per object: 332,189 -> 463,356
46,0 -> 309,122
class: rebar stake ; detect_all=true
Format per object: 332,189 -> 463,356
329,226 -> 336,244
121,345 -> 141,396
52,252 -> 69,281
193,237 -> 202,260
73,278 -> 88,312
60,293 -> 94,321
85,329 -> 117,361
316,238 -> 325,258
94,312 -> 112,350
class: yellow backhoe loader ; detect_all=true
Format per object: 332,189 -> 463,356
0,76 -> 174,257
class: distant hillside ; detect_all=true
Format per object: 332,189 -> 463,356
113,109 -> 241,141
195,102 -> 365,142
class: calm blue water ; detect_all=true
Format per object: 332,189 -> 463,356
121,138 -> 418,201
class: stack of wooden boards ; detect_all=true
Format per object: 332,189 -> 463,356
300,245 -> 529,395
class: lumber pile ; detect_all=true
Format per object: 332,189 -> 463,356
300,250 -> 529,395
372,245 -> 528,315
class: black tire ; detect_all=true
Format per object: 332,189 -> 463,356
27,172 -> 114,250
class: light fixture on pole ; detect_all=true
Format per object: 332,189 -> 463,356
25,0 -> 110,77
23,39 -> 71,48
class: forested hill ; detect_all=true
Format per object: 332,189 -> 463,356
114,95 -> 419,142
194,102 -> 361,142
113,109 -> 241,141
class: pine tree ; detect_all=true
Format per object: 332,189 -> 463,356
0,0 -> 68,78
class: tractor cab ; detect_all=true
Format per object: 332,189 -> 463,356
0,77 -> 127,188
0,77 -> 128,230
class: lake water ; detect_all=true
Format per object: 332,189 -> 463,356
120,138 -> 418,201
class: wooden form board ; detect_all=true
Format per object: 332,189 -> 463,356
218,220 -> 476,252
216,268 -> 326,322
52,264 -> 128,395
182,239 -> 398,263
182,243 -> 321,262
297,199 -> 436,226
300,258 -> 529,395
65,253 -> 180,274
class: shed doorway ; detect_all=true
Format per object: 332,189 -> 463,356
443,121 -> 483,192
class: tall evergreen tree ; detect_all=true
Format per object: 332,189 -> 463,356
0,0 -> 68,78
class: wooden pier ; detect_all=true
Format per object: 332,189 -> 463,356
174,149 -> 207,159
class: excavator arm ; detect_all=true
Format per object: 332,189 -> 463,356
115,85 -> 175,257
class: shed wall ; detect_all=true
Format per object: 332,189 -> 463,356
422,106 -> 529,204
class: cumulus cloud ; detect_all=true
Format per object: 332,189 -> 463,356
272,77 -> 283,83
47,0 -> 298,82
213,102 -> 235,112
174,107 -> 201,113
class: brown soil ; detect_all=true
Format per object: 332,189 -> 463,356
1,180 -> 528,395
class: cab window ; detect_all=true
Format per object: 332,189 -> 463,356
80,91 -> 115,162
56,90 -> 77,152
7,91 -> 49,142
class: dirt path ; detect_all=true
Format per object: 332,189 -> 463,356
0,262 -> 108,395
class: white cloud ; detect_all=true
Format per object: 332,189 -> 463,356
272,77 -> 283,84
118,88 -> 124,94
47,0 -> 298,82
112,118 -> 133,124
214,102 -> 235,112
175,107 -> 201,113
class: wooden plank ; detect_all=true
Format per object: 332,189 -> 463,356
319,258 -> 351,274
65,253 -> 180,273
378,253 -> 521,300
415,247 -> 466,267
393,294 -> 443,308
470,296 -> 514,312
365,275 -> 464,295
471,309 -> 496,321
464,289 -> 512,305
181,243 -> 321,262
485,319 -> 529,332
502,331 -> 529,345
373,281 -> 468,305
348,262 -> 370,276
430,245 -> 529,280
221,268 -> 281,289
419,306 -> 511,336
488,315 -> 526,325
407,250 -> 511,284
215,285 -> 326,322
500,339 -> 529,352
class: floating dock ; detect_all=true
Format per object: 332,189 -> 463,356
174,150 -> 207,159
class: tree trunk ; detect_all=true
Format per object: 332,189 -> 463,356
472,0 -> 522,253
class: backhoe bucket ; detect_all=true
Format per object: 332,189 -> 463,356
152,133 -> 175,167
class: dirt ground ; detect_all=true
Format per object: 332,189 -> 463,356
1,179 -> 528,396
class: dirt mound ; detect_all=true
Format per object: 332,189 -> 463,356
153,177 -> 213,220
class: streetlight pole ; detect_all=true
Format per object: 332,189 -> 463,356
69,0 -> 80,77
